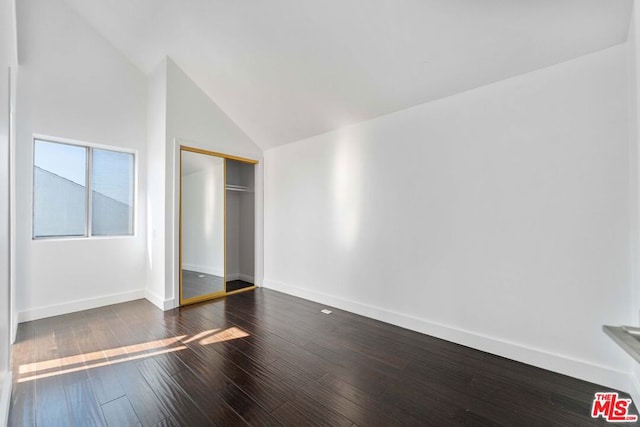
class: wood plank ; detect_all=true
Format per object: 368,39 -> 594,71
217,382 -> 282,427
62,370 -> 107,427
317,373 -> 424,426
136,358 -> 213,425
101,396 -> 141,427
32,322 -> 72,427
272,402 -> 321,427
70,324 -> 126,405
152,415 -> 180,427
171,369 -> 249,426
8,381 -> 36,427
54,324 -> 106,427
213,350 -> 291,413
9,322 -> 36,427
112,361 -> 169,426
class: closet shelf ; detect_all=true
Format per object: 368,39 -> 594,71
226,184 -> 252,192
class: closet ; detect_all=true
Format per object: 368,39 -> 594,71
179,146 -> 257,306
225,159 -> 255,292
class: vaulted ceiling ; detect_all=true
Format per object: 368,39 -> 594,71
61,0 -> 632,149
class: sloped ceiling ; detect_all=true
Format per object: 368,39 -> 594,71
61,0 -> 632,149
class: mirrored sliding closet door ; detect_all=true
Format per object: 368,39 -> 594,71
180,146 -> 258,306
180,148 -> 226,304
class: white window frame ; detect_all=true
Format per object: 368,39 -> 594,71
32,134 -> 138,240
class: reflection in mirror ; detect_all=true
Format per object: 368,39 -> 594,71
181,149 -> 225,303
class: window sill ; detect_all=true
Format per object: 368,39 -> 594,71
33,234 -> 136,242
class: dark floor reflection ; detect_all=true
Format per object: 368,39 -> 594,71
182,270 -> 224,300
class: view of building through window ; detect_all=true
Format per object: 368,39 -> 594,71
33,138 -> 135,238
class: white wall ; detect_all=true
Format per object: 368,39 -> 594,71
628,1 -> 640,405
0,0 -> 17,423
145,59 -> 168,308
265,44 -> 632,391
15,0 -> 148,321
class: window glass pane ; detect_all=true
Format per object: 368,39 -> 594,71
33,140 -> 87,237
91,149 -> 134,236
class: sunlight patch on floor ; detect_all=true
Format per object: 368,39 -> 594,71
17,326 -> 250,383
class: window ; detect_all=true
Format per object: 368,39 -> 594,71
33,138 -> 135,239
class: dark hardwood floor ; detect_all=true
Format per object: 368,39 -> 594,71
8,288 -> 636,426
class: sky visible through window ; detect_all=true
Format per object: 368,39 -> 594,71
34,140 -> 133,205
34,139 -> 86,186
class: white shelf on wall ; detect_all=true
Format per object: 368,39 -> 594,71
226,184 -> 252,192
603,325 -> 640,364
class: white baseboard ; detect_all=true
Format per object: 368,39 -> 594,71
263,279 -> 630,392
11,312 -> 17,344
18,289 -> 145,322
144,289 -> 176,311
182,264 -> 224,277
0,372 -> 12,427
